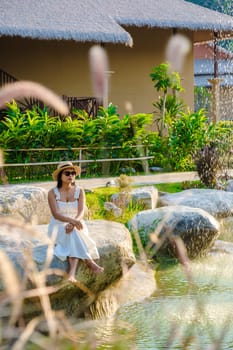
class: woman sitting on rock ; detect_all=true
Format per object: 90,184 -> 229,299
48,161 -> 104,282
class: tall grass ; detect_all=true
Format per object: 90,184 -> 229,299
0,42 -> 230,348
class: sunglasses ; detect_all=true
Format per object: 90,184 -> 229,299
63,171 -> 76,176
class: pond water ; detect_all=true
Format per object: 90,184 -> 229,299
114,250 -> 233,349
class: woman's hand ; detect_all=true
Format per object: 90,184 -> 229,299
69,219 -> 83,231
65,223 -> 74,234
73,219 -> 83,230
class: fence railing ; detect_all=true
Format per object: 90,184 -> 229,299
0,69 -> 99,118
1,145 -> 155,181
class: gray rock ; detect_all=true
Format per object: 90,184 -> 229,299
149,166 -> 164,172
105,180 -> 117,187
104,202 -> 122,217
160,188 -> 233,219
90,261 -> 156,319
128,205 -> 220,259
225,179 -> 233,192
111,186 -> 158,210
0,219 -> 138,319
0,185 -> 50,224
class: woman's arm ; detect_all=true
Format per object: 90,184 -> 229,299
75,187 -> 85,221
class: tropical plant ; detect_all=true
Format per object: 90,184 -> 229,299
0,102 -> 158,180
150,62 -> 184,136
153,94 -> 186,127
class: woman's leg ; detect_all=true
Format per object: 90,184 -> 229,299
85,259 -> 104,273
68,257 -> 79,282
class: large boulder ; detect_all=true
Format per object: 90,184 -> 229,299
127,205 -> 220,259
0,185 -> 50,224
111,186 -> 158,210
225,180 -> 233,192
159,188 -> 233,219
89,261 -> 156,319
0,218 -> 155,320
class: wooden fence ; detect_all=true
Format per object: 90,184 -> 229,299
0,69 -> 99,118
1,145 -> 154,181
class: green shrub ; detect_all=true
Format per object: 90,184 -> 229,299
194,120 -> 233,187
166,109 -> 208,171
0,102 -> 157,181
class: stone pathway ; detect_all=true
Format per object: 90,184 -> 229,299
27,171 -> 199,191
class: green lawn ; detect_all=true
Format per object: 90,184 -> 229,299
85,180 -> 204,224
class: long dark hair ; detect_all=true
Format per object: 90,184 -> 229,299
57,171 -> 76,188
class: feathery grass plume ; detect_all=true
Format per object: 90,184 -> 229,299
130,216 -> 149,265
89,45 -> 109,107
23,248 -> 57,339
0,250 -> 22,325
0,218 -> 64,341
206,318 -> 231,350
11,316 -> 42,350
163,322 -> 183,349
170,236 -> 193,286
124,101 -> 133,114
165,33 -> 191,73
0,79 -> 98,348
149,216 -> 192,284
149,212 -> 173,252
13,310 -> 80,349
0,81 -> 69,115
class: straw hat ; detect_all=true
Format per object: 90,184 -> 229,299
52,161 -> 81,181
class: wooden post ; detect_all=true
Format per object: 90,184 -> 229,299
208,32 -> 222,123
79,149 -> 82,178
208,78 -> 223,123
213,32 -> 218,79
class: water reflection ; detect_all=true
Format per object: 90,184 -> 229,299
74,251 -> 233,349
115,251 -> 233,349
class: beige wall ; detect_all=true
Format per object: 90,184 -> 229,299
0,28 -> 194,116
107,27 -> 194,115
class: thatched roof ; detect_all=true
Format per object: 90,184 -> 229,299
0,0 -> 132,45
1,0 -> 233,46
105,0 -> 233,31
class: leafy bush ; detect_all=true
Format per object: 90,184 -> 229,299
165,109 -> 208,170
194,120 -> 233,187
2,94 -> 233,182
194,143 -> 221,188
0,102 -> 157,180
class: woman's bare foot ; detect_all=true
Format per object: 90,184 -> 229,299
86,260 -> 104,274
91,264 -> 104,274
68,275 -> 78,283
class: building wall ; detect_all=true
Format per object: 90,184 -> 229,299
194,42 -> 233,60
0,27 -> 194,116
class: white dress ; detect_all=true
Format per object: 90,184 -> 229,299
48,186 -> 100,262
